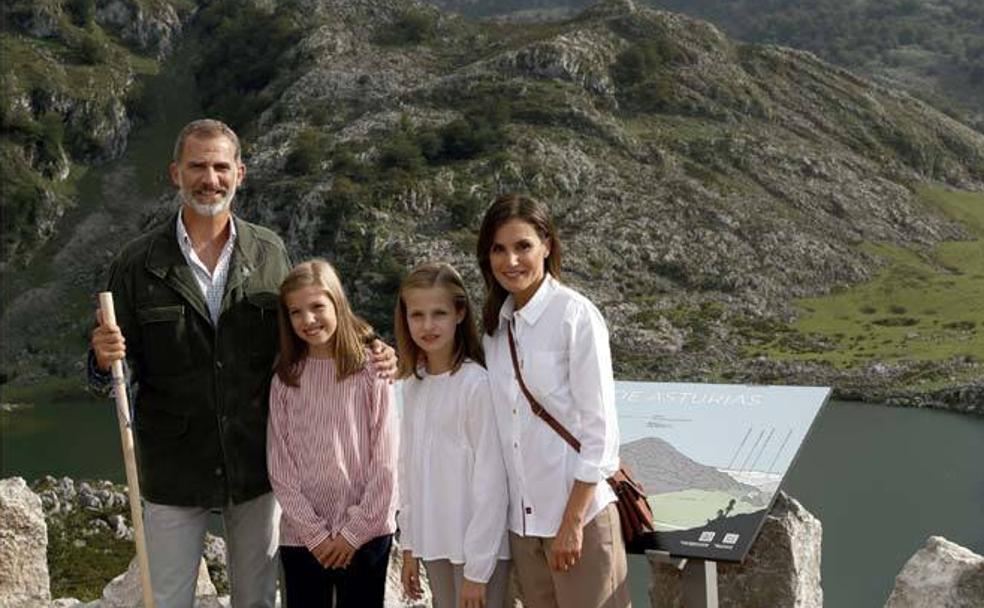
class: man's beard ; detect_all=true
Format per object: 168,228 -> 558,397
180,185 -> 235,217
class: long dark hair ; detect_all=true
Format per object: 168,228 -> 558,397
395,261 -> 485,379
476,193 -> 562,335
275,259 -> 373,387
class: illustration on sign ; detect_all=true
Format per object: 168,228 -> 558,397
614,382 -> 829,562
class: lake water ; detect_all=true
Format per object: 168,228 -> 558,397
3,396 -> 982,606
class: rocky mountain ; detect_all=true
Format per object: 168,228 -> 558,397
650,0 -> 984,129
234,0 -> 983,405
2,0 -> 982,408
0,0 -> 193,271
425,0 -> 984,130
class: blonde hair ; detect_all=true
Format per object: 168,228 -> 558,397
275,259 -> 374,386
395,261 -> 485,379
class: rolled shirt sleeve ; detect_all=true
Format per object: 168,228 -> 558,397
567,301 -> 621,484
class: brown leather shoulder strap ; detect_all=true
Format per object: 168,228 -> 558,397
507,322 -> 582,453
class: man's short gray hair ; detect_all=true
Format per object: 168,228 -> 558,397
172,119 -> 242,163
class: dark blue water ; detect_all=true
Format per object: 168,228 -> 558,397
782,401 -> 984,607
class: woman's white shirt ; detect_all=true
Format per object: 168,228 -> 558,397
484,274 -> 620,538
397,360 -> 510,583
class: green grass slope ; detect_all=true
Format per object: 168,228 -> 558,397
757,187 -> 983,388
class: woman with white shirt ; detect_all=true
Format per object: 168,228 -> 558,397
476,194 -> 629,608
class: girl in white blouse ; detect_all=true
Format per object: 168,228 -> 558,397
395,262 -> 511,608
476,195 -> 629,608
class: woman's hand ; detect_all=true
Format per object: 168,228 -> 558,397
370,338 -> 398,381
460,578 -> 487,608
401,550 -> 423,600
549,518 -> 584,572
550,479 -> 596,571
317,535 -> 357,569
311,537 -> 334,568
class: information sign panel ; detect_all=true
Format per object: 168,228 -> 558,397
615,382 -> 829,562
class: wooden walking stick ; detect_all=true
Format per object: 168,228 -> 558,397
98,292 -> 155,608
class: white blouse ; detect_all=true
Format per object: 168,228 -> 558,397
397,360 -> 510,583
484,274 -> 620,538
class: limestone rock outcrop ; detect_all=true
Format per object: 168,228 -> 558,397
95,557 -> 220,608
648,491 -> 822,607
95,0 -> 186,59
884,536 -> 984,608
0,477 -> 51,606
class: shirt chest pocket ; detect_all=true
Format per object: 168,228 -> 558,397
522,349 -> 567,400
242,290 -> 280,367
136,304 -> 192,376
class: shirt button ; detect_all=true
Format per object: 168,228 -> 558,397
512,409 -> 517,415
214,467 -> 223,476
215,361 -> 223,370
513,442 -> 519,449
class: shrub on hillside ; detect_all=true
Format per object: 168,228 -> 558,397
379,132 -> 425,172
331,148 -> 376,183
38,111 -> 66,167
76,33 -> 109,65
438,117 -> 500,161
612,38 -> 690,87
67,0 -> 96,28
285,128 -> 327,176
375,8 -> 437,46
447,191 -> 486,229
318,176 -> 361,247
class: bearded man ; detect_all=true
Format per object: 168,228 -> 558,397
89,119 -> 394,607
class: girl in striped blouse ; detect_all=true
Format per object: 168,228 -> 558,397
395,262 -> 510,608
267,259 -> 398,607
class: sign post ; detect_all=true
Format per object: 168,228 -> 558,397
681,559 -> 718,608
647,550 -> 719,608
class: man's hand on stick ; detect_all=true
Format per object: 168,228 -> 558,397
92,308 -> 126,372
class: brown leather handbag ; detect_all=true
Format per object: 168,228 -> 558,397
507,324 -> 655,546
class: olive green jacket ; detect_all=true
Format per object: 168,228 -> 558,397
103,213 -> 290,507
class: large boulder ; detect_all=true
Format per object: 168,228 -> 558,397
98,556 -> 220,608
202,533 -> 228,595
884,536 -> 984,608
0,477 -> 51,606
649,491 -> 822,607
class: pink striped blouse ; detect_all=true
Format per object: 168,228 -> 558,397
267,356 -> 398,550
